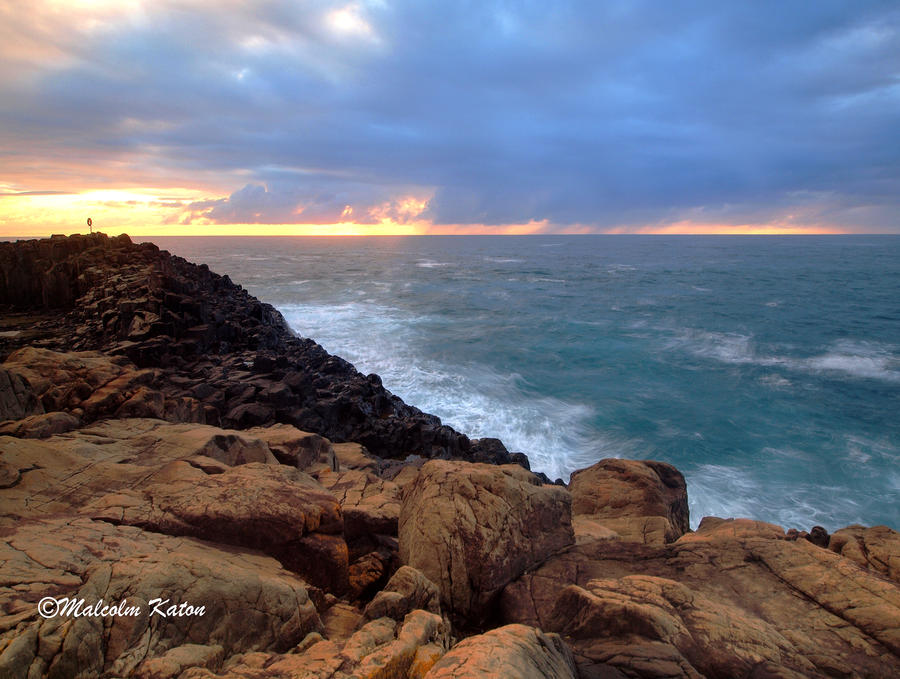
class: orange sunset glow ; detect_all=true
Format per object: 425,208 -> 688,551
1,1 -> 897,236
0,188 -> 848,238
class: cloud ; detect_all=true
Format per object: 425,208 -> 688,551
1,0 -> 899,232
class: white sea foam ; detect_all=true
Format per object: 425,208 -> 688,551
759,374 -> 792,389
671,329 -> 900,382
843,434 -> 898,467
280,301 -> 627,481
762,446 -> 814,462
669,329 -> 756,364
484,257 -> 524,263
527,277 -> 566,284
415,259 -> 452,268
805,340 -> 900,381
685,464 -> 865,531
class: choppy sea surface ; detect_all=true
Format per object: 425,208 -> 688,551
147,236 -> 900,531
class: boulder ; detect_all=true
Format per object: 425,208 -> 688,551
115,385 -> 166,419
0,459 -> 19,488
399,460 -> 573,626
133,644 -> 224,679
181,609 -> 449,679
352,610 -> 449,679
364,566 -> 442,621
80,367 -> 160,420
0,368 -> 43,421
0,411 -> 80,438
318,468 -> 402,541
348,551 -> 392,600
572,515 -> 621,544
2,419 -> 348,592
246,424 -> 337,472
829,524 -> 900,584
334,441 -> 381,472
0,517 -> 321,679
423,624 -> 576,679
568,458 -> 689,546
322,602 -> 365,645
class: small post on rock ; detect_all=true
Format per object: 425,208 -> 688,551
87,217 -> 93,234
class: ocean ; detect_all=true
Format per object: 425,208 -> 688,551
147,235 -> 900,532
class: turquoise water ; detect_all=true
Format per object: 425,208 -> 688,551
149,236 -> 900,531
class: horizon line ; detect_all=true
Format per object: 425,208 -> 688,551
3,231 -> 898,239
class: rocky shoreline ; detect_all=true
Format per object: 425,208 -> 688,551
1,233 -> 898,678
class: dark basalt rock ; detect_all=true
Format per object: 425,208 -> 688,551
0,233 -> 522,466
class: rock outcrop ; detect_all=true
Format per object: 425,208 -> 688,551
0,233 -> 522,466
0,418 -> 348,592
502,517 -> 900,678
829,524 -> 900,584
0,517 -> 320,678
179,609 -> 450,679
569,458 -> 689,546
399,460 -> 574,626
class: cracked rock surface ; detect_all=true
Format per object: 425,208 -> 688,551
399,460 -> 574,627
0,517 -> 320,678
502,517 -> 900,678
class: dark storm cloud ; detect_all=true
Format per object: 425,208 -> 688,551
2,0 -> 899,230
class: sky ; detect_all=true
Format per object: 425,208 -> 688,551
1,0 -> 899,236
